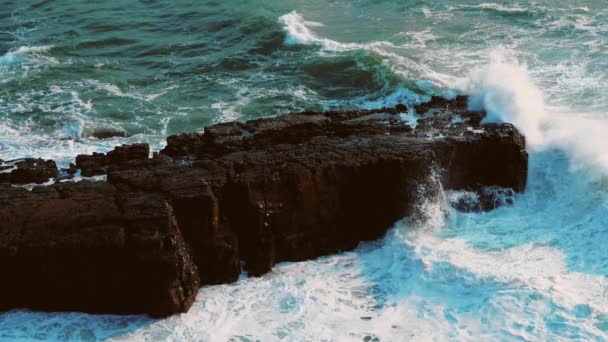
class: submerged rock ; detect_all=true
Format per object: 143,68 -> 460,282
0,95 -> 528,317
85,127 -> 127,140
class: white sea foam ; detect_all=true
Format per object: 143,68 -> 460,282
421,7 -> 432,18
406,239 -> 608,340
0,86 -> 165,166
210,83 -> 254,123
544,113 -> 608,174
407,232 -> 608,314
457,3 -> 529,14
89,80 -> 172,102
0,45 -> 54,63
107,232 -> 487,341
0,45 -> 58,86
211,76 -> 320,123
1,45 -> 57,66
398,29 -> 438,48
0,128 -> 164,167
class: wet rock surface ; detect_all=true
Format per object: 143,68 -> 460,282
0,159 -> 58,185
0,96 -> 528,316
448,186 -> 517,212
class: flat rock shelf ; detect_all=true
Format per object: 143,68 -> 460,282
0,96 -> 527,317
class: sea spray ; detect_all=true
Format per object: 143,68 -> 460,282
544,113 -> 608,176
411,168 -> 449,231
278,11 -> 325,46
455,49 -> 547,146
456,49 -> 608,176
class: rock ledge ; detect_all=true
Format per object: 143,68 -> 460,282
0,96 -> 527,316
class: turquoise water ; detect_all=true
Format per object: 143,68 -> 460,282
2,1 -> 608,341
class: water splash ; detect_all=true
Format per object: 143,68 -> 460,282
544,112 -> 608,176
454,48 -> 608,176
455,49 -> 547,146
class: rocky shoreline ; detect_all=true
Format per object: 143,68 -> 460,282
0,96 -> 527,317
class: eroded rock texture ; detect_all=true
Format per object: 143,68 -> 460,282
0,96 -> 527,316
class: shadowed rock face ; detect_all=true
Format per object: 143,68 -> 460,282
0,96 -> 528,317
0,183 -> 199,317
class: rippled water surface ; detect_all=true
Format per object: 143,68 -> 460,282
1,1 -> 608,341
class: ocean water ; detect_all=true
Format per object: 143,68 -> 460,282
1,1 -> 608,341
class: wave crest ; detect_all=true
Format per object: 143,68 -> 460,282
278,11 -> 396,52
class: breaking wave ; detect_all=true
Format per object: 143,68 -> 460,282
278,11 -> 396,52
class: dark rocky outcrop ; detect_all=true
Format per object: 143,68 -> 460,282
0,183 -> 199,317
0,159 -> 58,184
0,95 -> 528,317
75,143 -> 149,177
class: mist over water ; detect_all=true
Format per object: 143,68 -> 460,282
2,1 -> 608,341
